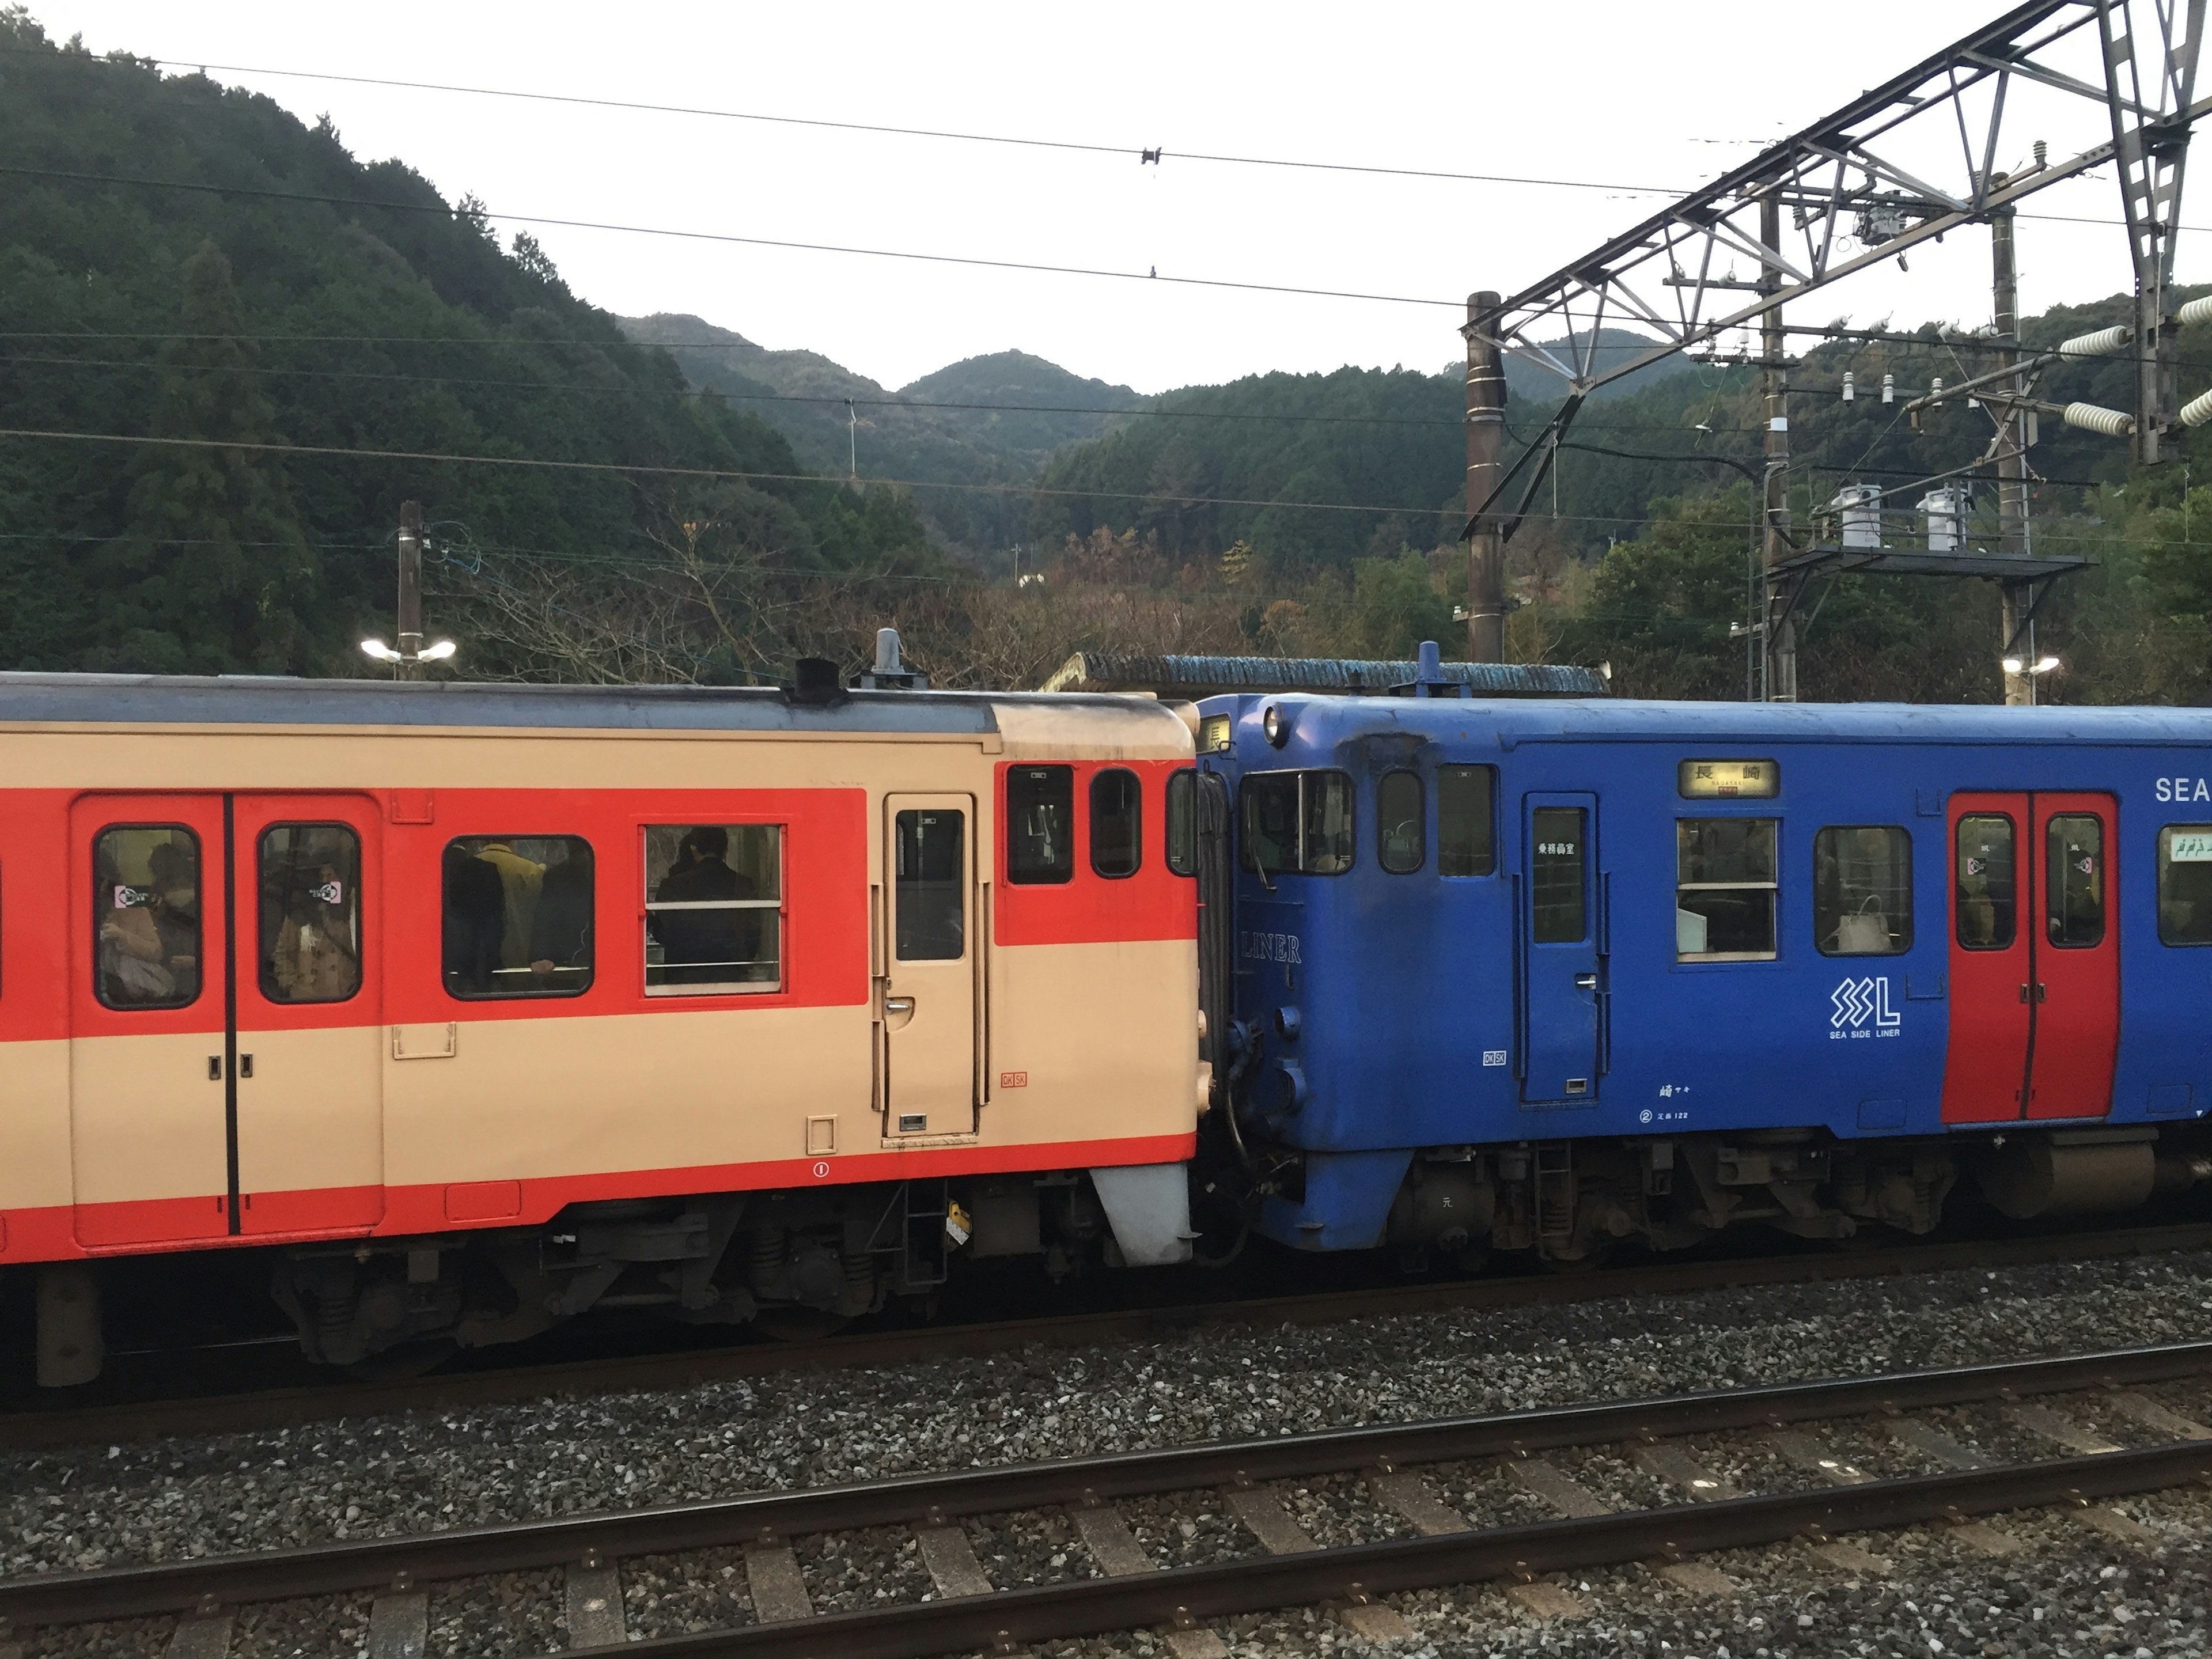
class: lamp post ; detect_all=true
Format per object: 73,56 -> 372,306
360,501 -> 457,677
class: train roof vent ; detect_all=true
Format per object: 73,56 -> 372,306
854,626 -> 929,691
1388,640 -> 1468,699
783,657 -> 849,707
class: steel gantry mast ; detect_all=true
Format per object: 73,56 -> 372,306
1461,0 -> 2207,696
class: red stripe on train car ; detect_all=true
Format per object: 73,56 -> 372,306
992,760 -> 1195,947
0,1132 -> 1198,1260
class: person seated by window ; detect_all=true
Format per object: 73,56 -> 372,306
98,854 -> 174,1004
475,840 -> 545,971
146,840 -> 200,998
650,826 -> 758,983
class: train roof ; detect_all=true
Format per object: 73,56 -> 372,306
0,671 -> 1180,741
1206,692 -> 2212,748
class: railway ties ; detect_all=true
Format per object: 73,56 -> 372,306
11,1343 -> 2212,1658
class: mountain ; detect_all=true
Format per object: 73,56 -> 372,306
0,14 -> 942,681
1502,327 -> 1702,404
616,315 -> 1142,553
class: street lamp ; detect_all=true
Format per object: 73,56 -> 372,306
2001,654 -> 2062,675
361,637 -> 456,668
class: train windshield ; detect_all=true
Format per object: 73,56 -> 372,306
1240,772 -> 1353,877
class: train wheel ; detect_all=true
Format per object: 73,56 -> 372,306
750,1307 -> 851,1342
340,1339 -> 457,1382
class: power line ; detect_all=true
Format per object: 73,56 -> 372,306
9,41 -> 2191,245
0,164 -> 1460,310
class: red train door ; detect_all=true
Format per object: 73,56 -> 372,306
2026,793 -> 2119,1120
1941,791 -> 2118,1124
230,796 -> 385,1234
69,795 -> 233,1247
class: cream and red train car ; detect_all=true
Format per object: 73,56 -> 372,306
0,672 -> 1202,1383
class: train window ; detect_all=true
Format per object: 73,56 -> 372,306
258,825 -> 363,1003
894,809 -> 965,960
2046,814 -> 2105,949
1377,772 -> 1424,874
644,825 -> 782,994
1813,826 -> 1912,957
1239,771 -> 1354,877
1090,768 -> 1142,878
1438,765 -> 1496,876
1165,770 -> 1197,877
94,825 -> 201,1009
1679,759 -> 1779,799
442,836 -> 594,999
1006,766 -> 1073,885
1955,814 -> 2017,950
2158,825 -> 2212,944
1677,819 -> 1778,961
1530,806 -> 1587,942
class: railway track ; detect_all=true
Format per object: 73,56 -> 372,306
6,1340 -> 2212,1658
10,1218 -> 2212,1453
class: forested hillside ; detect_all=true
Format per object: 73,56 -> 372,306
0,12 -> 941,681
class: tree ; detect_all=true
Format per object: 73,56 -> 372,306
89,241 -> 319,673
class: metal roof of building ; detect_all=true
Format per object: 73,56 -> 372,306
1039,652 -> 1607,698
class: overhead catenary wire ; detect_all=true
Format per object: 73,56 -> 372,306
14,42 -> 2207,243
0,164 -> 1460,310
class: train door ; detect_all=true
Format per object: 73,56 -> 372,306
69,795 -> 232,1247
230,795 -> 385,1234
1520,793 -> 1603,1104
882,794 -> 977,1137
1941,791 -> 2118,1123
69,793 -> 385,1249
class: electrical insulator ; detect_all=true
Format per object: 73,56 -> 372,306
1842,370 -> 1855,402
1931,376 -> 1944,400
1882,373 -> 1895,405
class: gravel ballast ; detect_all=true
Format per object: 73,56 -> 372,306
6,1247 -> 2212,1651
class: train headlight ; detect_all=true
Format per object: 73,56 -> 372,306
1262,703 -> 1290,747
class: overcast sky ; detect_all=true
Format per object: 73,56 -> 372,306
32,2 -> 2209,395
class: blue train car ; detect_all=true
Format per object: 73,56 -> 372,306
1193,652 -> 2212,1264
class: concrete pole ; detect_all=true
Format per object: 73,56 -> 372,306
1759,194 -> 1797,702
1463,291 -> 1507,662
397,499 -> 425,681
1991,198 -> 2035,707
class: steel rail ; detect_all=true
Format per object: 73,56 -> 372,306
570,1441 -> 2212,1659
6,1338 -> 2210,1626
12,1219 -> 2211,1454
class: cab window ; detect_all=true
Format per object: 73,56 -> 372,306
1090,768 -> 1141,878
443,836 -> 594,998
1240,771 -> 1353,877
1377,772 -> 1423,873
94,825 -> 201,1009
1006,766 -> 1073,885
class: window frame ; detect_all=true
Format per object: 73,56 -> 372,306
1238,769 -> 1355,878
93,823 -> 204,1012
1376,770 -> 1425,874
441,834 -> 597,1002
2158,823 -> 2212,946
1954,812 -> 2019,953
1437,763 -> 1498,878
1675,815 -> 1781,964
2043,812 -> 2106,950
1812,823 -> 1914,959
1529,805 -> 1589,944
642,823 -> 786,997
1164,768 -> 1198,878
1005,764 -> 1075,886
256,821 -> 366,1005
1088,767 -> 1143,880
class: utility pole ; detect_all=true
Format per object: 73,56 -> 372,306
1990,191 -> 2036,707
1463,291 -> 1507,663
396,499 -> 425,681
360,499 -> 455,675
1759,192 -> 1796,702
